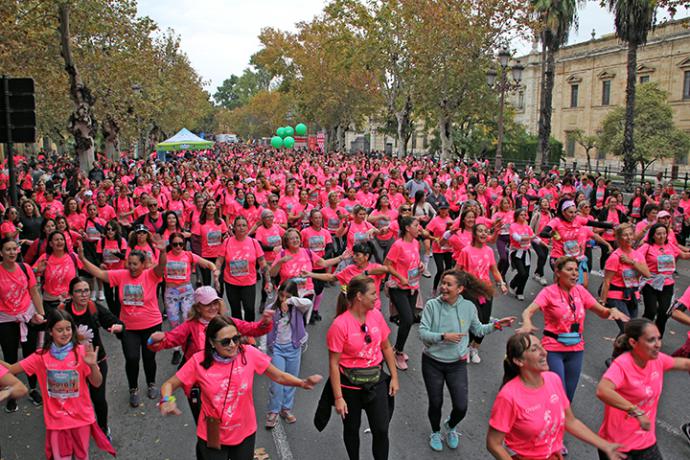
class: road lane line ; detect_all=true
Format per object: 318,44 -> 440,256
272,419 -> 295,460
580,372 -> 682,438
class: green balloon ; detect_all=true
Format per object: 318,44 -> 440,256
271,136 -> 284,148
284,126 -> 295,137
295,123 -> 307,136
283,136 -> 295,149
276,127 -> 285,138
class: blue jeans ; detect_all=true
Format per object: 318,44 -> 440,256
546,350 -> 584,402
606,298 -> 638,334
267,342 -> 301,413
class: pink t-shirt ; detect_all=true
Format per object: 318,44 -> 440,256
321,206 -> 347,234
34,253 -> 82,297
426,216 -> 453,253
370,209 -> 398,241
255,225 -> 284,263
532,284 -> 597,352
0,263 -> 37,315
346,220 -> 374,251
604,248 -> 646,299
301,226 -> 333,258
20,346 -> 95,430
165,251 -> 200,284
509,222 -> 534,250
457,244 -> 495,284
274,248 -> 316,293
547,218 -> 594,259
335,263 -> 385,310
97,237 -> 126,270
638,243 -> 679,286
385,238 -> 421,290
176,347 -> 271,446
108,268 -> 163,330
489,371 -> 569,459
192,220 -> 228,258
221,237 -> 264,286
598,352 -> 675,452
327,308 -> 390,369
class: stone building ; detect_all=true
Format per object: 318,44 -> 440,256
510,18 -> 690,169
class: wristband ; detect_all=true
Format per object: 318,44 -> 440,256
159,395 -> 176,405
147,337 -> 154,346
335,395 -> 344,401
492,319 -> 503,331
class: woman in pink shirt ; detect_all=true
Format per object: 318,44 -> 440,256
384,216 -> 423,371
326,276 -> 399,460
340,205 -> 378,252
487,332 -> 624,460
456,223 -> 508,364
301,210 -> 334,323
492,197 -> 514,279
33,231 -> 83,312
529,198 -> 553,286
79,234 -> 167,408
637,223 -> 690,337
2,309 -> 115,460
508,208 -> 538,301
368,195 -> 398,263
519,256 -> 629,404
192,199 -> 228,287
159,315 -> 321,459
596,318 -> 690,459
214,216 -> 268,322
426,204 -> 453,295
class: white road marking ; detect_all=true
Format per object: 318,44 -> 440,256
579,372 -> 683,438
272,419 -> 295,460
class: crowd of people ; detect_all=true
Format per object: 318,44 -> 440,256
0,144 -> 689,460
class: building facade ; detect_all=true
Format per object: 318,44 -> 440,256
510,18 -> 690,168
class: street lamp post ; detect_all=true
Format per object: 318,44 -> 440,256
487,48 -> 523,172
132,84 -> 145,159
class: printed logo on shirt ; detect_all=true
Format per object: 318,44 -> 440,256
563,240 -> 580,257
266,235 -> 281,247
657,254 -> 675,273
622,268 -> 639,288
228,260 -> 249,277
308,235 -> 325,252
122,284 -> 145,306
103,248 -> 119,265
207,230 -> 222,247
407,267 -> 420,288
47,369 -> 80,399
166,261 -> 188,280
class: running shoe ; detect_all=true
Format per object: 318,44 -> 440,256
171,350 -> 182,366
561,446 -> 568,456
517,294 -> 525,301
280,409 -> 297,424
312,311 -> 322,322
402,352 -> 409,361
681,423 -> 690,445
469,348 -> 481,364
29,389 -> 42,406
147,384 -> 159,400
429,432 -> 443,452
394,352 -> 408,370
129,389 -> 141,408
97,290 -> 105,301
265,412 -> 278,429
443,418 -> 459,449
104,427 -> 112,442
4,398 -> 18,413
423,268 -> 432,278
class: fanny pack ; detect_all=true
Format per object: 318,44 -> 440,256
340,365 -> 381,386
544,330 -> 582,346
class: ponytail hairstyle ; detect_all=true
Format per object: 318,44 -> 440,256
202,315 -> 246,369
501,332 -> 534,387
612,318 -> 655,359
336,275 -> 375,316
441,269 -> 495,298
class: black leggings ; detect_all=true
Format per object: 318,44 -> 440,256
432,252 -> 453,291
532,241 -> 549,277
0,321 -> 38,391
465,295 -> 493,345
509,251 -> 529,296
341,379 -> 391,460
642,284 -> 674,337
225,282 -> 256,322
421,354 -> 468,432
196,433 -> 256,460
121,324 -> 161,390
389,288 -> 418,352
598,240 -> 615,270
89,359 -> 109,431
199,265 -> 213,287
598,443 -> 663,460
103,281 -> 121,319
496,234 -> 510,277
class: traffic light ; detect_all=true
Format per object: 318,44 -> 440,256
0,77 -> 36,143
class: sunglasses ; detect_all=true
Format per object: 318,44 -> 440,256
171,241 -> 184,247
361,324 -> 372,344
213,335 -> 242,347
400,208 -> 411,212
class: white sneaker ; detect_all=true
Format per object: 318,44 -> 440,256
591,270 -> 604,277
469,348 -> 481,364
91,291 -> 97,301
538,276 -> 547,286
517,294 -> 525,301
97,290 -> 105,301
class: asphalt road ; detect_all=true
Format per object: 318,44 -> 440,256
2,250 -> 690,460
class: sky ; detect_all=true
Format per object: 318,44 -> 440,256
137,0 -> 689,96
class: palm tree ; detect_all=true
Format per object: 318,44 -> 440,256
607,0 -> 656,190
532,0 -> 580,172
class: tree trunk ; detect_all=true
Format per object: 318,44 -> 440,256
622,43 -> 638,190
59,4 -> 96,171
102,114 -> 119,160
326,125 -> 337,152
395,95 -> 412,158
534,34 -> 547,171
336,124 -> 347,152
538,41 -> 556,171
438,114 -> 453,164
586,149 -> 592,173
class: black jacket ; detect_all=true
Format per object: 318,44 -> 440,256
61,300 -> 123,362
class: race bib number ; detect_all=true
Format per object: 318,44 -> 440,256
266,235 -> 281,248
622,268 -> 639,288
103,249 -> 120,265
47,369 -> 79,399
354,232 -> 368,243
86,226 -> 101,242
407,267 -> 420,288
327,218 -> 340,231
657,254 -> 675,273
207,230 -> 222,247
122,284 -> 144,306
166,261 -> 188,280
229,260 -> 249,277
308,235 -> 325,252
632,206 -> 640,216
519,234 -> 531,249
563,240 -> 580,257
289,277 -> 307,287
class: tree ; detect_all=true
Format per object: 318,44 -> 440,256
598,83 -> 690,181
532,0 -> 581,172
214,75 -> 240,109
607,0 -> 657,189
569,129 -> 598,172
216,90 -> 292,139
